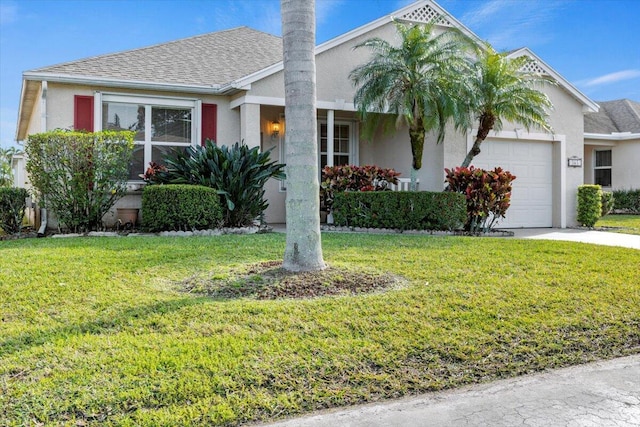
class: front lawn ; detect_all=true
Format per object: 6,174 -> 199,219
1,234 -> 639,426
596,214 -> 640,235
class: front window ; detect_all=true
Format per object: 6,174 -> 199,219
319,122 -> 354,169
100,95 -> 196,181
594,150 -> 612,187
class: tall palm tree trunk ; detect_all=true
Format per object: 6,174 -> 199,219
281,0 -> 326,272
461,113 -> 496,168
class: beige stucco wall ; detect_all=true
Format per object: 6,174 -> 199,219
584,139 -> 640,191
31,82 -> 245,229
44,82 -> 241,145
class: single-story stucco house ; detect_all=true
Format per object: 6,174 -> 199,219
17,0 -> 624,230
584,99 -> 640,191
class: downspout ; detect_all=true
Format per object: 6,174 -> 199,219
37,81 -> 48,237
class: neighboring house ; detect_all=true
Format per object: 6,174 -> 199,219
584,99 -> 640,191
15,0 -> 599,229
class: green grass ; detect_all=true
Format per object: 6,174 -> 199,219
596,214 -> 640,235
1,234 -> 639,426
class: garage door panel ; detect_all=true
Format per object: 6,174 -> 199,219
472,139 -> 553,228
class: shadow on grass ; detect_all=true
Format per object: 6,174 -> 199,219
0,297 -> 206,358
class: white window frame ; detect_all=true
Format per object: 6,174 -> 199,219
594,149 -> 612,188
278,116 -> 358,192
95,92 -> 200,183
318,119 -> 358,171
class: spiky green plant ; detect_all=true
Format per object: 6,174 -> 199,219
152,140 -> 285,227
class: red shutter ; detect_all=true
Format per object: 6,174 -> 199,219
74,95 -> 94,132
201,103 -> 217,145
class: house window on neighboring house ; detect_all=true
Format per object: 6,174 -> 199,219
99,94 -> 198,181
594,149 -> 612,187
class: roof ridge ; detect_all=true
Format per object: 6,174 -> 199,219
622,99 -> 640,123
28,26 -> 279,73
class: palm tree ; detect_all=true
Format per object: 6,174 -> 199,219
0,146 -> 17,187
350,20 -> 472,190
461,45 -> 554,167
281,0 -> 326,272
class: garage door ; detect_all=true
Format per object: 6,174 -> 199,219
471,139 -> 553,228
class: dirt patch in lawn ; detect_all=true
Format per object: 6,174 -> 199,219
179,261 -> 407,300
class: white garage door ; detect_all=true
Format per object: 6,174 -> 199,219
471,139 -> 553,228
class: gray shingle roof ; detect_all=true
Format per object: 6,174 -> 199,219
585,99 -> 640,134
28,27 -> 283,87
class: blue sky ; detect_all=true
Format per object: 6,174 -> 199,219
1,0 -> 639,149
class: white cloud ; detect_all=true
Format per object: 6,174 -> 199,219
459,0 -> 567,50
581,70 -> 640,87
460,0 -> 506,28
316,0 -> 344,26
0,1 -> 18,25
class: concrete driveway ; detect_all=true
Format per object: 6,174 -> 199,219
259,355 -> 640,427
512,228 -> 640,250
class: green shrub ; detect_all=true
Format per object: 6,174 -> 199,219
577,185 -> 602,227
612,189 -> 640,213
145,140 -> 284,227
332,191 -> 466,231
0,187 -> 28,234
0,147 -> 17,187
445,166 -> 516,233
601,191 -> 614,217
320,165 -> 400,211
141,184 -> 223,232
25,130 -> 134,232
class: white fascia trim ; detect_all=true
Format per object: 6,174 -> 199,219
506,48 -> 599,113
15,80 -> 28,141
23,72 -> 223,94
233,0 -> 479,89
230,95 -> 356,112
584,132 -> 640,141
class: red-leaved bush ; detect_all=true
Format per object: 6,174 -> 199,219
321,165 -> 400,211
445,166 -> 516,233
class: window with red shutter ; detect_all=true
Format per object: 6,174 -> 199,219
201,103 -> 217,145
74,95 -> 94,131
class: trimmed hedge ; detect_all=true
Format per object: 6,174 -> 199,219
601,191 -> 614,217
0,187 -> 28,234
332,191 -> 466,231
612,189 -> 640,213
142,185 -> 223,232
577,185 -> 602,227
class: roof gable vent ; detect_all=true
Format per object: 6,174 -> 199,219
519,58 -> 547,75
400,4 -> 454,27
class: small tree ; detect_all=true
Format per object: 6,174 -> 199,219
0,146 -> 17,187
0,187 -> 28,234
460,46 -> 554,167
445,166 -> 516,233
25,130 -> 134,232
350,20 -> 473,190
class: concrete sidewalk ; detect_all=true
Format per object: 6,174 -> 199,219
260,355 -> 640,427
271,224 -> 640,250
513,228 -> 640,250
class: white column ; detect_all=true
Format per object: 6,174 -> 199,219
327,109 -> 334,165
240,103 -> 261,149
